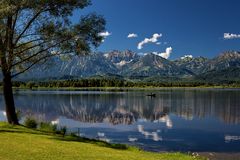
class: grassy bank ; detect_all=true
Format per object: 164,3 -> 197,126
0,123 -> 204,160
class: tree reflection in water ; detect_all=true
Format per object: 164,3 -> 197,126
0,89 -> 239,125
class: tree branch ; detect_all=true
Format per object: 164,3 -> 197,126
11,52 -> 62,78
12,8 -> 19,34
13,39 -> 49,56
11,38 -> 70,68
14,9 -> 46,45
14,37 -> 44,49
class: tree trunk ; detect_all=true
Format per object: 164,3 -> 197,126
2,72 -> 19,125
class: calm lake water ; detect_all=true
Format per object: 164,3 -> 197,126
1,89 -> 240,152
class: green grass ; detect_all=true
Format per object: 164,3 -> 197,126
0,122 -> 204,160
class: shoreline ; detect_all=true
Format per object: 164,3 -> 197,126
8,86 -> 240,91
0,121 -> 239,160
0,122 -> 204,160
198,152 -> 240,160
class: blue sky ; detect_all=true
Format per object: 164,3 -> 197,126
74,0 -> 240,59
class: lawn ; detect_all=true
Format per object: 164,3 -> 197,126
0,123 -> 204,160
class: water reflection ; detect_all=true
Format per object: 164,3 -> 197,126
1,89 -> 240,152
0,89 -> 239,125
138,125 -> 163,141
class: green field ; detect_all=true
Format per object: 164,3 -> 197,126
0,123 -> 204,160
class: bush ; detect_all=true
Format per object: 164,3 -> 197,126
60,126 -> 67,137
26,81 -> 35,89
39,122 -> 57,132
24,117 -> 38,129
16,110 -> 22,121
56,126 -> 67,137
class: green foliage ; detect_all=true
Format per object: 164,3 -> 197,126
39,122 -> 67,137
8,77 -> 240,88
24,117 -> 38,129
67,135 -> 129,150
39,122 -> 57,132
26,81 -> 35,89
60,126 -> 67,137
197,67 -> 240,83
16,110 -> 22,121
0,0 -> 106,77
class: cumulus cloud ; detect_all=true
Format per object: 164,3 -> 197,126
98,31 -> 111,43
181,55 -> 193,60
137,33 -> 162,49
156,42 -> 161,45
224,33 -> 240,39
98,31 -> 111,38
152,47 -> 173,59
127,33 -> 138,38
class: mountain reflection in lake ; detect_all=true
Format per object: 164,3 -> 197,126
0,89 -> 240,152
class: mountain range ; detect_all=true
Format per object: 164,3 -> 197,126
16,50 -> 240,81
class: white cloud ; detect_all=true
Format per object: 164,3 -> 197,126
127,33 -> 138,38
156,42 -> 161,45
181,55 -> 193,60
98,31 -> 111,43
138,33 -> 162,49
224,33 -> 240,39
99,31 -> 111,38
152,47 -> 173,59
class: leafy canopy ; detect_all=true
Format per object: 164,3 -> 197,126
0,0 -> 106,77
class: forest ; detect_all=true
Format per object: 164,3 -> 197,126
6,78 -> 240,88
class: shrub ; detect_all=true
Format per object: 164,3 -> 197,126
26,81 -> 35,89
60,126 -> 67,137
39,122 -> 57,132
16,110 -> 22,121
24,117 -> 38,129
55,126 -> 67,137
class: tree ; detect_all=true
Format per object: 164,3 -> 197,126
0,0 -> 106,124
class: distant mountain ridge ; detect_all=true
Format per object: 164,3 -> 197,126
174,56 -> 208,75
121,53 -> 192,78
15,50 -> 240,81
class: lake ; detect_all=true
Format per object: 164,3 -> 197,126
0,88 -> 240,152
